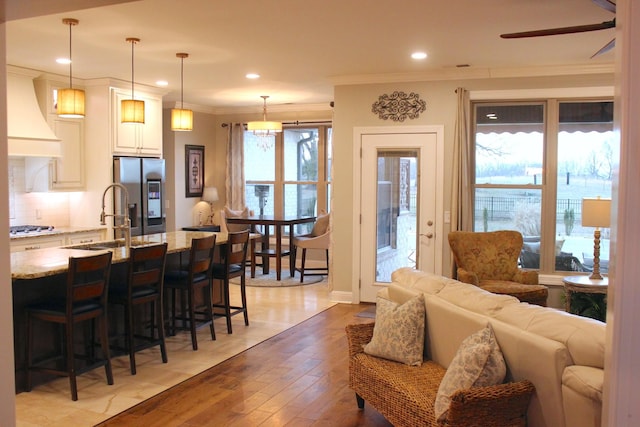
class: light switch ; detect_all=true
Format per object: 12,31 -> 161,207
444,211 -> 451,224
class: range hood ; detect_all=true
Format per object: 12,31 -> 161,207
7,71 -> 61,158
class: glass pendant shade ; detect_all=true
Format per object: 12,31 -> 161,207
121,37 -> 145,124
171,108 -> 193,131
58,18 -> 85,118
57,88 -> 85,118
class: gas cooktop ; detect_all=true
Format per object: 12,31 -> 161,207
9,225 -> 55,234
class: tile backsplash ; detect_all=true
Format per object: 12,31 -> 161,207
8,158 -> 70,227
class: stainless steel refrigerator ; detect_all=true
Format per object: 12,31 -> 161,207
113,157 -> 166,236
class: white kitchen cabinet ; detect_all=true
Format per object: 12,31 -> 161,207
110,87 -> 163,157
32,78 -> 86,191
49,117 -> 85,190
67,230 -> 106,245
10,235 -> 66,252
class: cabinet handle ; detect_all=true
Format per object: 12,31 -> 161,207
25,245 -> 41,250
79,239 -> 94,243
51,160 -> 58,184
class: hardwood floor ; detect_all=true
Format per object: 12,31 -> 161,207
96,303 -> 391,427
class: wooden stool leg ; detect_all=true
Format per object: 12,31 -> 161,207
241,276 -> 249,326
300,248 -> 307,283
188,287 -> 198,351
156,300 -> 168,363
99,314 -> 114,385
125,304 -> 136,375
66,322 -> 78,401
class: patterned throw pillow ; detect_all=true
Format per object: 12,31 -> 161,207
363,294 -> 425,366
434,324 -> 506,422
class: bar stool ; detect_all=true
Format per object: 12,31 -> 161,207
212,230 -> 250,334
164,234 -> 216,351
109,243 -> 168,375
25,251 -> 114,401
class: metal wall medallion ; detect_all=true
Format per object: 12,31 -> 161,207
371,91 -> 426,122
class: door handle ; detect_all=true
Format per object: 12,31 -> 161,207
420,233 -> 434,239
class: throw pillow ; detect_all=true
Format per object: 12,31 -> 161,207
434,323 -> 506,422
363,293 -> 425,366
311,212 -> 330,236
224,206 -> 250,232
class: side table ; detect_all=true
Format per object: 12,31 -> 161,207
562,275 -> 608,314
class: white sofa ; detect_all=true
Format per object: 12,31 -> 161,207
383,267 -> 605,427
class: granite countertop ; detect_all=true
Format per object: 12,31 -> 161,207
9,226 -> 108,241
11,230 -> 227,280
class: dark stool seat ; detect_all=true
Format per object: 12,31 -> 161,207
164,234 -> 216,350
25,251 -> 114,401
109,243 -> 168,375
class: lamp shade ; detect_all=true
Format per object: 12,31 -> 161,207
202,186 -> 219,203
582,198 -> 611,228
57,88 -> 85,118
121,99 -> 145,124
247,120 -> 282,134
171,108 -> 193,131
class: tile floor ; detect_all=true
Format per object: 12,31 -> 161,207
15,280 -> 335,427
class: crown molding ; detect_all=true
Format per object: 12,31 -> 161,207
329,63 -> 615,86
165,102 -> 333,116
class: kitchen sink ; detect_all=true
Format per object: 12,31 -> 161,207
65,240 -> 146,251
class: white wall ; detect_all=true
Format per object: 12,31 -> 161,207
331,73 -> 615,299
163,109 -> 219,231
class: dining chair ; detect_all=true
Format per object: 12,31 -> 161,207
291,212 -> 330,283
25,251 -> 114,401
109,243 -> 168,375
221,207 -> 264,278
212,230 -> 250,334
164,234 -> 216,351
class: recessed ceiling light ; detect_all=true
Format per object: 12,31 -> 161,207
411,52 -> 427,60
156,80 -> 169,86
56,58 -> 71,64
246,73 -> 260,79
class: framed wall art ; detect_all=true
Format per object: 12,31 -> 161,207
185,144 -> 204,197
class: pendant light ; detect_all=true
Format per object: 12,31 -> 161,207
247,95 -> 282,136
57,18 -> 85,118
171,52 -> 193,131
121,37 -> 145,124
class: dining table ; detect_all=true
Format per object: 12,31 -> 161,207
226,214 -> 316,280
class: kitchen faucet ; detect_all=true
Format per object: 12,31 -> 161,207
100,183 -> 131,248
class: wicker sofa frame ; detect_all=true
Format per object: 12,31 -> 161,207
346,322 -> 535,427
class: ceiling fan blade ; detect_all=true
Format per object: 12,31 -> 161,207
501,20 -> 615,38
592,0 -> 616,13
591,38 -> 616,58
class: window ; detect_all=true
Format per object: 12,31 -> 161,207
473,100 -> 614,275
244,125 -> 332,235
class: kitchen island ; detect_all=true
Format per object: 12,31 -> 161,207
11,230 -> 229,392
11,230 -> 226,280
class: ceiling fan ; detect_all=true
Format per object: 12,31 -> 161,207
500,0 -> 616,58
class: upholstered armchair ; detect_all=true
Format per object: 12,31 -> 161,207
291,212 -> 330,283
448,230 -> 549,306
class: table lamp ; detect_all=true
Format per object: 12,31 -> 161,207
582,197 -> 611,280
202,187 -> 219,225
